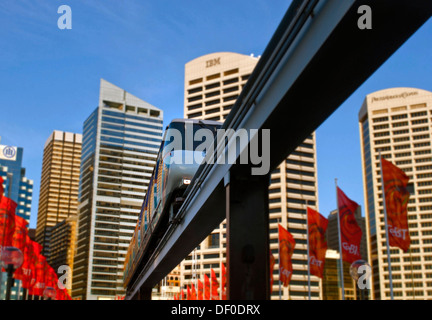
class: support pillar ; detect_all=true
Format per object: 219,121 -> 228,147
225,168 -> 270,300
136,286 -> 152,300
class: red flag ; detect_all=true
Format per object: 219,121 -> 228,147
270,252 -> 275,289
15,238 -> 42,289
337,187 -> 362,263
307,207 -> 328,278
197,279 -> 204,300
12,215 -> 28,252
29,253 -> 48,296
381,157 -> 411,252
278,224 -> 295,287
186,285 -> 191,300
221,263 -> 226,300
210,269 -> 219,300
0,195 -> 17,250
204,274 -> 210,300
0,176 -> 4,200
190,283 -> 197,300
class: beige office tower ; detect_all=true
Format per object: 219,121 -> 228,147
359,87 -> 432,300
182,52 -> 320,300
36,131 -> 82,257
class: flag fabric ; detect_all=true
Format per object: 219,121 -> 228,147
11,215 -> 28,252
15,238 -> 42,289
278,224 -> 295,287
337,187 -> 363,263
0,176 -> 4,200
204,274 -> 211,300
190,283 -> 197,300
187,285 -> 191,300
221,263 -> 226,300
381,157 -> 411,252
210,269 -> 219,300
197,279 -> 204,300
0,195 -> 17,250
307,207 -> 329,278
270,252 -> 275,289
30,253 -> 48,296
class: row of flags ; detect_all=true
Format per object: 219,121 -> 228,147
0,177 -> 72,300
174,157 -> 410,299
274,156 -> 411,291
173,266 -> 226,300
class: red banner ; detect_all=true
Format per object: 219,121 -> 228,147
381,157 -> 411,252
204,274 -> 210,300
211,269 -> 219,300
221,263 -> 226,300
197,279 -> 204,300
337,187 -> 362,263
15,237 -> 42,289
12,215 -> 28,252
0,195 -> 17,249
29,253 -> 48,296
307,207 -> 329,278
278,224 -> 295,287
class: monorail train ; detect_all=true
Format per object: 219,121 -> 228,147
123,118 -> 221,288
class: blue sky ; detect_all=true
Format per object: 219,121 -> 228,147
0,0 -> 431,229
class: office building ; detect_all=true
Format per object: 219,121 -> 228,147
359,87 -> 432,300
48,215 -> 77,295
36,131 -> 82,257
322,250 -> 357,300
72,79 -> 163,300
181,52 -> 320,300
0,143 -> 33,222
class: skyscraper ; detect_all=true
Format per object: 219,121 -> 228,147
0,144 -> 33,222
181,52 -> 320,300
36,130 -> 82,257
359,87 -> 432,300
72,79 -> 163,300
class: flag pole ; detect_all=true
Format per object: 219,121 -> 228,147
306,208 -> 311,300
335,179 -> 345,300
379,151 -> 394,300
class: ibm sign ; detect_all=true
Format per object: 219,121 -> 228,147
0,145 -> 17,161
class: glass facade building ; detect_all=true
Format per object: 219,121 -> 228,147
72,79 -> 163,300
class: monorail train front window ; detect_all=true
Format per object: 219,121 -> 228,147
163,121 -> 221,151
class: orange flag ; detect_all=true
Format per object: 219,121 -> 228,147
12,215 -> 28,252
186,285 -> 191,300
337,187 -> 362,263
221,263 -> 226,300
278,224 -> 295,287
0,195 -> 17,250
210,269 -> 219,300
307,207 -> 328,278
381,157 -> 411,252
190,283 -> 197,300
204,274 -> 210,300
197,279 -> 204,300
